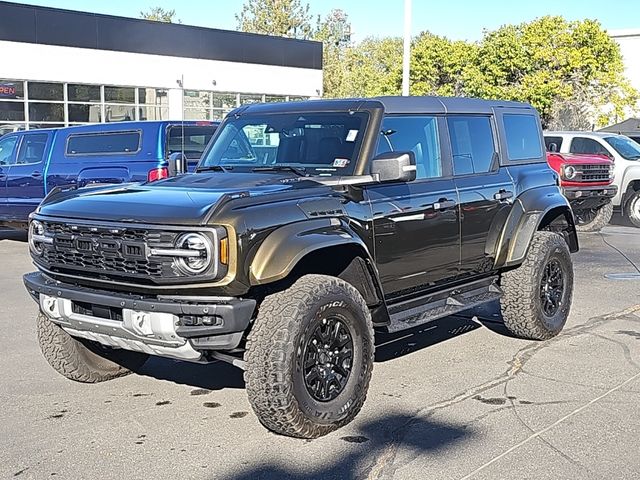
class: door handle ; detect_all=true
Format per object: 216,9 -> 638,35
433,199 -> 456,210
493,190 -> 513,201
31,171 -> 42,178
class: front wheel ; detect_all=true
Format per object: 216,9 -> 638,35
624,190 -> 640,228
500,231 -> 573,340
574,202 -> 613,232
244,274 -> 374,439
37,312 -> 148,383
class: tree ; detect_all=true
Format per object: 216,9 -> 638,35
463,16 -> 637,127
315,9 -> 352,97
140,7 -> 180,23
236,0 -> 314,39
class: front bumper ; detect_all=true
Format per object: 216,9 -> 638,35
562,185 -> 617,200
24,272 -> 255,361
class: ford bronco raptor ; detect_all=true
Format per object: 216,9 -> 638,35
25,97 -> 578,438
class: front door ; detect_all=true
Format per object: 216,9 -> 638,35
6,132 -> 50,221
0,134 -> 19,219
446,115 -> 514,277
366,115 -> 460,300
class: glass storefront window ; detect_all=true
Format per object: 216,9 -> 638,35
212,93 -> 237,109
184,108 -> 210,121
68,84 -> 101,103
28,82 -> 64,101
184,90 -> 211,109
28,102 -> 64,122
104,104 -> 136,122
239,94 -> 262,105
104,86 -> 135,104
0,101 -> 25,121
0,80 -> 24,100
68,104 -> 102,123
139,106 -> 169,121
139,88 -> 169,105
265,95 -> 286,103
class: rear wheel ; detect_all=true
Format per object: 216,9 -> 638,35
574,202 -> 613,232
624,190 -> 640,228
500,232 -> 573,340
244,274 -> 374,438
37,312 -> 148,383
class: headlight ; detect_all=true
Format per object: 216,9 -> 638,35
28,220 -> 46,255
174,232 -> 213,275
563,165 -> 577,180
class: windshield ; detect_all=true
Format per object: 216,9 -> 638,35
199,112 -> 369,176
604,135 -> 640,160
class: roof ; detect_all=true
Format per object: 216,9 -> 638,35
0,1 -> 322,70
235,96 -> 535,115
52,120 -> 219,134
599,118 -> 640,135
544,131 -> 620,138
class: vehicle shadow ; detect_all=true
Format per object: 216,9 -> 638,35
0,228 -> 27,242
212,411 -> 475,480
610,211 -> 636,228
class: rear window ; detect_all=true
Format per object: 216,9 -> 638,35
503,114 -> 542,160
167,125 -> 216,159
66,131 -> 141,155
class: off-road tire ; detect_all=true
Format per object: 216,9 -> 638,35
575,202 -> 613,233
500,231 -> 573,340
624,190 -> 640,228
37,312 -> 148,383
244,274 -> 374,439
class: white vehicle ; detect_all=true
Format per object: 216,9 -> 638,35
544,131 -> 640,227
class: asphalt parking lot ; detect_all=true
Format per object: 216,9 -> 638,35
2,218 -> 639,480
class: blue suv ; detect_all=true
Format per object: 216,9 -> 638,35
0,120 -> 218,227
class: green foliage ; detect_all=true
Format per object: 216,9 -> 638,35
236,0 -> 314,39
140,7 -> 179,23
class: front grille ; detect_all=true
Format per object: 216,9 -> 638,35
38,220 -> 180,281
576,164 -> 611,182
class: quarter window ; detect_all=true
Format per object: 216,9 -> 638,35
376,116 -> 442,179
503,114 -> 542,160
16,133 -> 48,164
447,116 -> 496,175
569,137 -> 610,156
66,131 -> 141,155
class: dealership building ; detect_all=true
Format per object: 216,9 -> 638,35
0,1 -> 323,131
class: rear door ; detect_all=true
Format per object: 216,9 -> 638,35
448,114 -> 515,278
0,134 -> 19,218
5,132 -> 50,221
366,115 -> 460,299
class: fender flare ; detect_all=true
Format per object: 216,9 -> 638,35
493,186 -> 578,268
249,217 -> 376,286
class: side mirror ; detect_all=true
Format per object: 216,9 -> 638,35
168,152 -> 188,176
371,151 -> 416,183
548,143 -> 558,153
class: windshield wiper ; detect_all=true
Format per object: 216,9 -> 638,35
252,165 -> 308,176
195,165 -> 232,173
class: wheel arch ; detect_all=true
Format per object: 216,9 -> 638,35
493,186 -> 578,268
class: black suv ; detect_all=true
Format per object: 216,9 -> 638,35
25,97 -> 578,438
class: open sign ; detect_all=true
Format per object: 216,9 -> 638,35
0,84 -> 17,98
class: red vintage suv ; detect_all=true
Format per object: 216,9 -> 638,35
546,152 -> 617,232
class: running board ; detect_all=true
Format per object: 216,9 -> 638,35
386,277 -> 502,333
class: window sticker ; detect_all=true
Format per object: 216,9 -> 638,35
346,129 -> 358,142
333,158 -> 350,168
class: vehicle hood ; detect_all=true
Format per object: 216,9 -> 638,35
37,172 -> 327,225
546,152 -> 613,166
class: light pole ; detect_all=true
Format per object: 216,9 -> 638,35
402,0 -> 412,96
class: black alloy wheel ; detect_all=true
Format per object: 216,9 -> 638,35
301,315 -> 354,402
539,259 -> 565,317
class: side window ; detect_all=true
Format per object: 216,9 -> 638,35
544,136 -> 563,152
66,131 -> 141,155
569,137 -> 610,156
503,114 -> 543,160
166,126 -> 216,160
376,116 -> 442,179
16,133 -> 48,165
447,116 -> 496,176
0,135 -> 18,166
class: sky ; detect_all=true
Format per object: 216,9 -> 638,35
10,0 -> 640,42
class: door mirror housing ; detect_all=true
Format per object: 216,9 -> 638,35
168,152 -> 188,176
370,151 -> 416,183
548,142 -> 558,153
